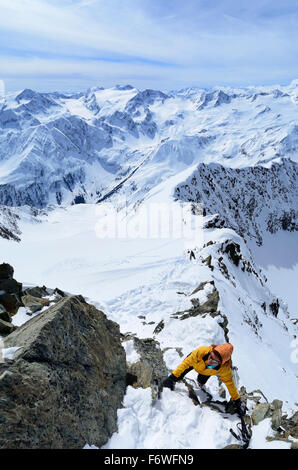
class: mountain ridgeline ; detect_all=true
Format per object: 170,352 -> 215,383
0,82 -> 297,244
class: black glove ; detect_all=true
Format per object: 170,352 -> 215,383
234,398 -> 247,416
162,374 -> 177,391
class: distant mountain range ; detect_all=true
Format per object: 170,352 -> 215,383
0,81 -> 297,243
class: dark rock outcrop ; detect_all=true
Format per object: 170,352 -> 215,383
0,295 -> 126,449
0,207 -> 21,242
172,283 -> 220,320
269,299 -> 280,317
222,242 -> 242,267
0,263 -> 22,317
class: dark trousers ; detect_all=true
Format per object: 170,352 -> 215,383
197,374 -> 210,386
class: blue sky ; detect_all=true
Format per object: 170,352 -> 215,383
0,0 -> 297,92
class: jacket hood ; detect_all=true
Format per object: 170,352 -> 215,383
212,343 -> 234,364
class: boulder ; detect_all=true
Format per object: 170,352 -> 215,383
53,288 -> 67,298
0,278 -> 22,296
0,293 -> 21,315
0,265 -> 22,316
21,294 -> 50,314
251,403 -> 271,425
0,295 -> 126,448
0,304 -> 11,323
271,408 -> 282,430
0,263 -> 14,280
22,286 -> 50,299
271,399 -> 283,430
125,337 -> 169,400
0,318 -> 16,335
272,399 -> 283,410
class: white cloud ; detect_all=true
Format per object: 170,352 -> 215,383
0,0 -> 297,91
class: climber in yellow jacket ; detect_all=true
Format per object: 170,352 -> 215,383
163,343 -> 246,416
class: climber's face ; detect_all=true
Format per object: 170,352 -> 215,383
207,352 -> 221,366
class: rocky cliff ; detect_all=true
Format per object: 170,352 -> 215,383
0,295 -> 126,449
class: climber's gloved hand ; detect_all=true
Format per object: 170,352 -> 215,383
234,398 -> 247,417
162,374 -> 177,391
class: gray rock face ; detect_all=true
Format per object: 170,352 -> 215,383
0,295 -> 127,448
125,337 -> 169,400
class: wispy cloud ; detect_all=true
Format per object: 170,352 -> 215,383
0,0 -> 297,91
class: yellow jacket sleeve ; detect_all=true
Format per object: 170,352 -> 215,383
172,347 -> 210,379
219,366 -> 240,400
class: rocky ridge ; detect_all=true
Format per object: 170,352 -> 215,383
174,158 -> 298,245
0,282 -> 126,449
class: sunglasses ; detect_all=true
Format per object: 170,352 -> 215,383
208,354 -> 220,365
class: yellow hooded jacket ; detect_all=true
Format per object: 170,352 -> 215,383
172,345 -> 240,401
